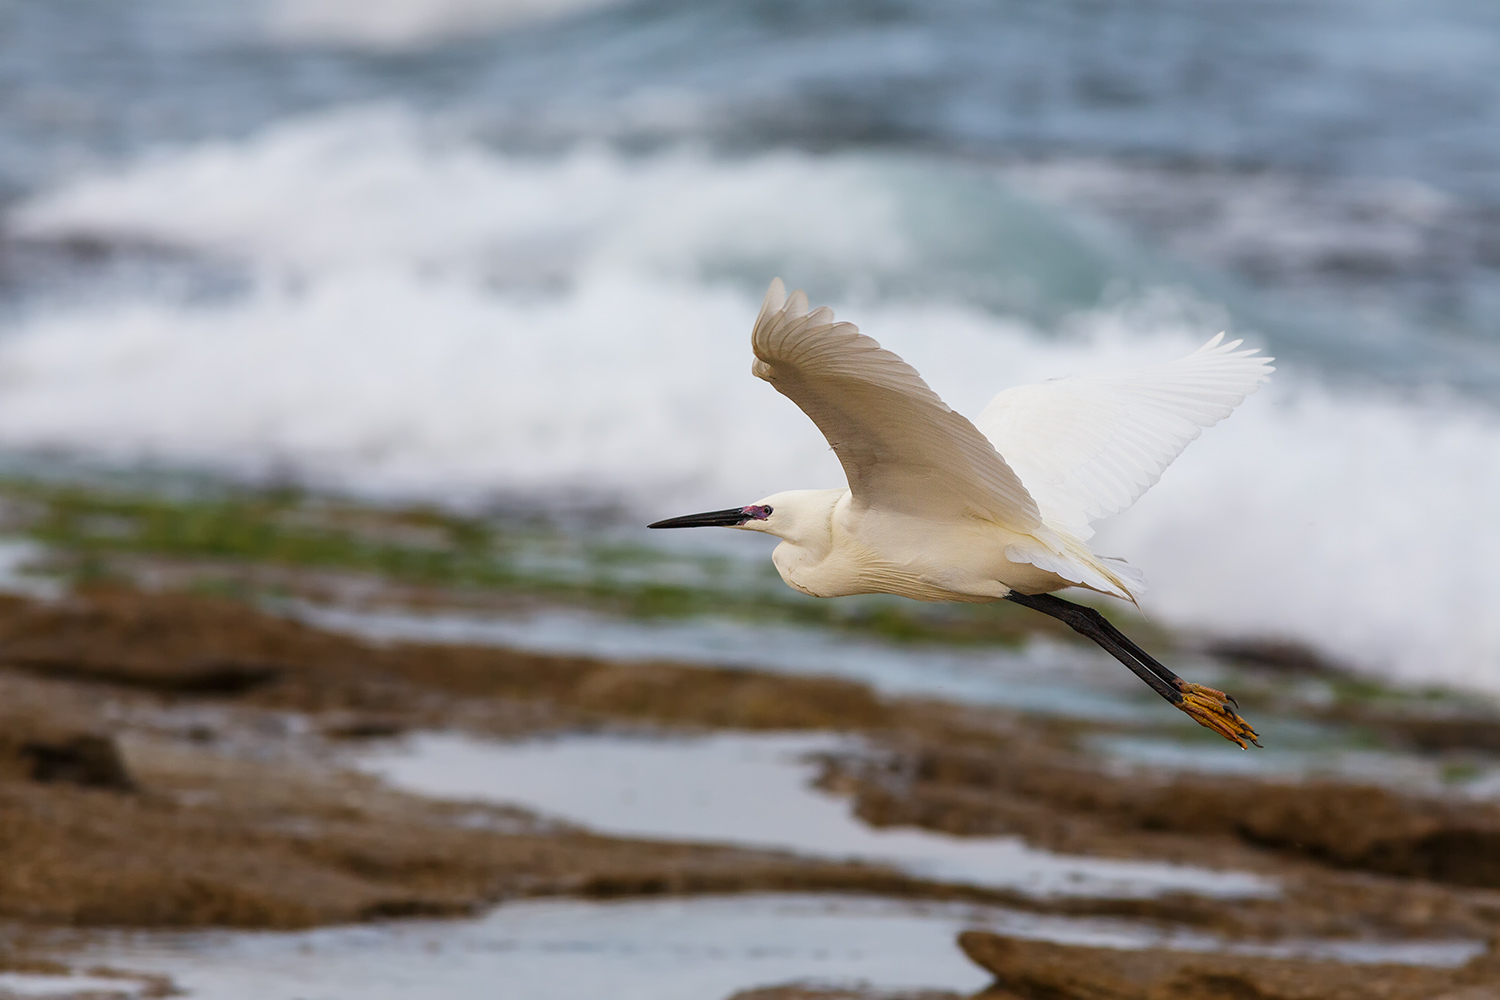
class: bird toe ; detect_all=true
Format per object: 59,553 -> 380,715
1176,683 -> 1261,749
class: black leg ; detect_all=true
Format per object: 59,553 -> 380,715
1004,591 -> 1183,702
1004,590 -> 1261,748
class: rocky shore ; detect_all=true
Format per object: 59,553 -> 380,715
2,587 -> 1500,997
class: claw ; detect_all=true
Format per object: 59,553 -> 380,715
1175,682 -> 1261,749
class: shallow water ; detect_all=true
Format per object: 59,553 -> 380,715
301,603 -> 1159,722
355,730 -> 1273,900
20,727 -> 1483,998
0,971 -> 151,998
84,895 -> 1002,1000
1092,732 -> 1500,799
306,601 -> 1500,795
58,895 -> 1485,1000
0,537 -> 60,600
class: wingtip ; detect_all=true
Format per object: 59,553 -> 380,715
1201,332 -> 1251,355
762,277 -> 788,315
1196,332 -> 1276,382
786,288 -> 810,319
754,278 -> 789,334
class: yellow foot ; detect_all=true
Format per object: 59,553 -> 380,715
1176,682 -> 1262,748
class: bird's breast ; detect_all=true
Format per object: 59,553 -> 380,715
773,529 -> 1019,602
793,508 -> 1072,602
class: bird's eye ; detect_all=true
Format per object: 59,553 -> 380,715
742,504 -> 773,520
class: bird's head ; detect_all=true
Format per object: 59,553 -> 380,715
647,501 -> 779,534
647,489 -> 841,546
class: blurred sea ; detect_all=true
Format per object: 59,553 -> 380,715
1,0 -> 1499,690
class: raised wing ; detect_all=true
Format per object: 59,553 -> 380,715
974,334 -> 1273,539
751,279 -> 1042,533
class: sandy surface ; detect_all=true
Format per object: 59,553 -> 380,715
3,588 -> 1500,997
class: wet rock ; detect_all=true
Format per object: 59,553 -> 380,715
832,743 -> 1500,890
1130,782 -> 1500,889
0,649 -> 279,695
1374,715 -> 1500,755
5,652 -> 284,695
0,594 -> 293,696
570,661 -> 894,730
3,585 -> 1500,947
1202,637 -> 1349,675
957,931 -> 1500,1000
19,734 -> 134,791
324,717 -> 406,740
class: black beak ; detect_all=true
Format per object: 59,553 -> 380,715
648,507 -> 753,529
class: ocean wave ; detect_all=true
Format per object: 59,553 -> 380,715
262,0 -> 622,49
999,157 -> 1500,390
11,108 -> 1174,323
5,107 -> 1500,693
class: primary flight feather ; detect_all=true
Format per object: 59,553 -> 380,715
652,279 -> 1273,747
749,280 -> 1044,535
975,331 -> 1272,541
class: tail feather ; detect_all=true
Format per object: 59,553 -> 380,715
1006,536 -> 1145,604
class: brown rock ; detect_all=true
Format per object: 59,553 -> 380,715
957,931 -> 1500,1000
19,734 -> 134,791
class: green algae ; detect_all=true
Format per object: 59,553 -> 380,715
6,474 -> 1499,765
0,475 -> 1066,647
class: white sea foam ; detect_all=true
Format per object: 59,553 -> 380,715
12,109 -> 912,286
6,108 -> 1500,692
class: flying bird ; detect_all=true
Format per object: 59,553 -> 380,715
651,280 -> 1272,747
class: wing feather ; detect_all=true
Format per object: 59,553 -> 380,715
974,334 -> 1273,539
751,279 -> 1043,533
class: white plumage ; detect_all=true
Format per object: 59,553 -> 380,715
744,278 -> 1270,603
749,281 -> 1044,536
652,278 -> 1273,746
974,332 -> 1273,541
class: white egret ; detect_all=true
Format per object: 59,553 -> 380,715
652,280 -> 1272,747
